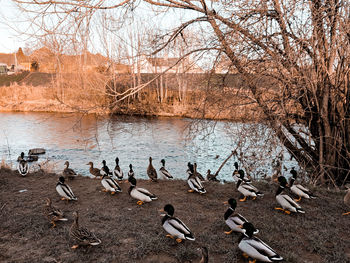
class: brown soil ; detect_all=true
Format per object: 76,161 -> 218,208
0,168 -> 349,263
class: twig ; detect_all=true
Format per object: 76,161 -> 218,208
1,203 -> 7,212
214,149 -> 238,177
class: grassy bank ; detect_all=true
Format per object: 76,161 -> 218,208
0,168 -> 349,263
0,72 -> 263,120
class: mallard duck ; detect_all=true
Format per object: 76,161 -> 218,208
343,186 -> 350,216
289,168 -> 316,201
186,162 -> 194,176
159,159 -> 173,179
198,247 -> 208,263
236,170 -> 263,202
224,198 -> 258,235
147,157 -> 158,182
101,160 -> 112,176
56,176 -> 77,201
275,176 -> 304,214
193,162 -> 204,181
113,157 -> 123,181
128,164 -> 135,180
187,163 -> 206,194
17,152 -> 29,176
87,161 -> 101,179
101,174 -> 122,194
232,162 -> 251,183
63,161 -> 77,180
161,204 -> 195,243
70,211 -> 101,249
128,176 -> 157,205
238,222 -> 283,262
207,169 -> 219,182
43,198 -> 67,228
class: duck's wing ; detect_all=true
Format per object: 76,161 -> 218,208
113,166 -> 123,179
18,161 -> 29,175
159,167 -> 173,179
167,217 -> 192,235
242,236 -> 283,261
71,227 -> 101,245
136,187 -> 157,199
62,184 -> 77,200
188,177 -> 206,193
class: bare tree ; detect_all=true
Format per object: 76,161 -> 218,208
11,0 -> 350,186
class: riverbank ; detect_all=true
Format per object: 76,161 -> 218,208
0,167 -> 349,262
0,72 -> 263,121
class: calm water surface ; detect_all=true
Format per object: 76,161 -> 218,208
0,112 -> 295,181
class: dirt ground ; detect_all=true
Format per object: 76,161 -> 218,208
0,167 -> 349,263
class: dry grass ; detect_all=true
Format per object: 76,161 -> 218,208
0,167 -> 349,263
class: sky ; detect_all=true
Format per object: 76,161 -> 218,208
0,0 -> 25,53
0,0 -> 200,55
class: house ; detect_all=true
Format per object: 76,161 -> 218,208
135,55 -> 204,74
0,63 -> 8,74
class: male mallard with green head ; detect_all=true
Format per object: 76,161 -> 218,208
224,198 -> 258,235
128,176 -> 157,205
113,157 -> 123,181
275,176 -> 304,214
236,170 -> 263,202
238,222 -> 283,263
56,176 -> 77,201
159,159 -> 173,179
17,152 -> 29,177
289,168 -> 316,202
161,204 -> 195,243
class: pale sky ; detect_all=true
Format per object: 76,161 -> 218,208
0,0 -> 25,53
0,0 -> 196,54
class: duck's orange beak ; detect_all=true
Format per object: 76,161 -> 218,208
223,201 -> 228,204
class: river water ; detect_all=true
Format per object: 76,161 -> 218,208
0,112 -> 295,181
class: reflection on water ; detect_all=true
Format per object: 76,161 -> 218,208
0,112 -> 296,181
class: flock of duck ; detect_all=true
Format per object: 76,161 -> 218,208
16,153 -> 350,262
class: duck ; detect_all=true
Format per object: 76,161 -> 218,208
223,198 -> 258,235
207,169 -> 219,182
70,211 -> 101,249
193,162 -> 204,181
128,164 -> 135,180
238,222 -> 283,263
56,176 -> 77,201
101,160 -> 112,176
101,174 -> 122,194
43,198 -> 68,228
147,157 -> 158,182
343,185 -> 350,216
128,176 -> 157,205
198,247 -> 209,263
87,161 -> 101,179
187,163 -> 206,194
17,152 -> 29,176
186,162 -> 194,177
232,162 -> 251,183
275,176 -> 304,214
113,157 -> 123,181
159,159 -> 173,179
236,170 -> 263,202
289,168 -> 316,201
63,161 -> 77,180
161,204 -> 195,243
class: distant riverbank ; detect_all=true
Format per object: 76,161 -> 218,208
0,72 -> 264,121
